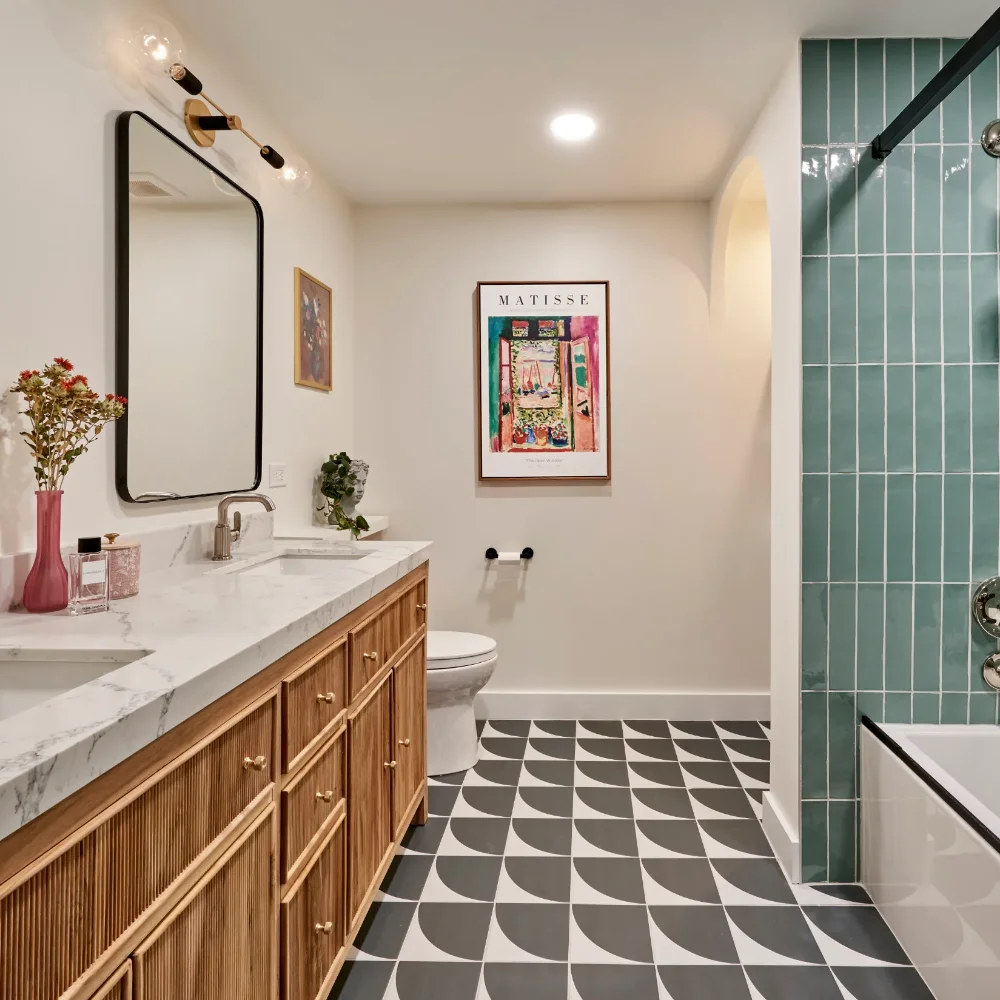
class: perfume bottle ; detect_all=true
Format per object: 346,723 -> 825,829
69,537 -> 109,615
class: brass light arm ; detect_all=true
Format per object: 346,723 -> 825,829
171,65 -> 285,168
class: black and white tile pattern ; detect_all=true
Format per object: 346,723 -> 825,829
329,720 -> 929,1000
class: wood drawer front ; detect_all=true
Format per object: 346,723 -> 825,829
283,640 -> 347,772
280,815 -> 346,1000
133,806 -> 276,1000
280,729 -> 345,883
0,696 -> 275,1000
348,613 -> 384,701
91,961 -> 132,1000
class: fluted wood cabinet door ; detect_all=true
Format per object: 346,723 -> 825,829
391,638 -> 427,839
280,813 -> 345,1000
347,676 -> 391,929
133,806 -> 277,1000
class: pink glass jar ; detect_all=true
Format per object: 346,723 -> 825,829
102,533 -> 141,600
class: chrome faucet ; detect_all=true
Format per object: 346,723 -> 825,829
213,493 -> 276,560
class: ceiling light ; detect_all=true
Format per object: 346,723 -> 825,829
550,112 -> 596,143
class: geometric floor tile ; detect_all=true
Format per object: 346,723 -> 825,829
480,963 -> 569,1000
352,901 -> 417,958
801,907 -> 910,966
658,965 -> 752,1000
328,720 -> 919,1000
743,965 -> 844,1000
648,905 -> 740,964
569,964 -> 661,1000
395,962 -> 483,1000
831,966 -> 936,1000
571,904 -> 654,963
726,906 -> 826,965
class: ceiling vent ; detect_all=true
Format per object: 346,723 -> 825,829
128,172 -> 186,199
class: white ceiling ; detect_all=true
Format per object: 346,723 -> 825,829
166,0 -> 998,204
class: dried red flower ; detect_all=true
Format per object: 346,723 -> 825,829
53,357 -> 73,371
18,370 -> 31,380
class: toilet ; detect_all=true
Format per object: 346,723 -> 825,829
426,631 -> 497,775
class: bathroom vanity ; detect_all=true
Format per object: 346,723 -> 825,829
0,540 -> 429,1000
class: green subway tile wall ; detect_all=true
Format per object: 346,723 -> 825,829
800,38 -> 1000,883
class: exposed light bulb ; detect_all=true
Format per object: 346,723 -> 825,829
550,112 -> 597,143
125,13 -> 185,79
274,154 -> 312,195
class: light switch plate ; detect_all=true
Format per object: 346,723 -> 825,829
268,463 -> 287,488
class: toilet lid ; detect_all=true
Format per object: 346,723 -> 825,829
426,631 -> 497,670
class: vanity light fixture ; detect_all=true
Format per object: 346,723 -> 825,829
125,15 -> 311,192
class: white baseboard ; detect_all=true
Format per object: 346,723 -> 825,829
474,690 -> 770,721
762,791 -> 801,883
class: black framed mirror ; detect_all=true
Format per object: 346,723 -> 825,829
114,111 -> 264,503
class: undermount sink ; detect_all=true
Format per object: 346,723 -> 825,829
234,552 -> 367,577
0,649 -> 150,723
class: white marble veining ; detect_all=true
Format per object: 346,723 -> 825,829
0,508 -> 276,611
0,537 -> 430,842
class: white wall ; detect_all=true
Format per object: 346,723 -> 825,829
0,0 -> 354,553
354,203 -> 770,712
710,51 -> 802,872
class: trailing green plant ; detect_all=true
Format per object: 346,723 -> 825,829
318,451 -> 369,539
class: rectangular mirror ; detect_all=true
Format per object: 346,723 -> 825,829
115,111 -> 263,503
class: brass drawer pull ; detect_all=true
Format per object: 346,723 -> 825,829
416,603 -> 427,611
384,760 -> 397,769
315,921 -> 334,935
398,738 -> 411,747
243,755 -> 267,772
316,691 -> 336,705
315,790 -> 335,803
363,651 -> 379,662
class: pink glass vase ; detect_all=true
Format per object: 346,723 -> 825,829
22,490 -> 69,613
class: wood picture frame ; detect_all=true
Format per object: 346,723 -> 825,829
476,280 -> 611,482
294,267 -> 333,391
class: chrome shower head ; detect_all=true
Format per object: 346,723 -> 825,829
982,119 -> 1000,157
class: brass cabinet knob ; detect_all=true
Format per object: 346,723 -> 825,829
314,921 -> 334,935
243,755 -> 267,772
363,651 -> 379,662
316,691 -> 336,704
416,603 -> 427,611
398,738 -> 411,747
383,760 -> 397,769
315,790 -> 335,803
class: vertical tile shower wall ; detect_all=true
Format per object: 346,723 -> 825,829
800,38 -> 1000,882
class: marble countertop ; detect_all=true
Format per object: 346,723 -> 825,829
0,538 -> 430,842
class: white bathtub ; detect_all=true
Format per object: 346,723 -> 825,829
861,721 -> 1000,1000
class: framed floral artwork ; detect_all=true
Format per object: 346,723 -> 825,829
477,281 -> 611,481
294,267 -> 332,391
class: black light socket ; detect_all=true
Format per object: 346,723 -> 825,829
77,537 -> 102,554
260,145 -> 285,169
170,64 -> 203,95
198,115 -> 233,131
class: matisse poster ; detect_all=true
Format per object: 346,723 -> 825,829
477,281 -> 610,481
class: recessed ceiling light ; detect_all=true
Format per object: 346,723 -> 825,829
550,112 -> 596,142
